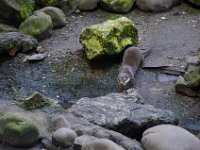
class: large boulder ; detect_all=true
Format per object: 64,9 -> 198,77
19,11 -> 53,40
0,0 -> 35,26
80,17 -> 138,61
141,125 -> 200,150
136,0 -> 181,12
0,114 -> 39,147
37,7 -> 66,28
0,32 -> 38,56
68,89 -> 178,139
99,0 -> 135,13
185,0 -> 200,7
77,0 -> 98,11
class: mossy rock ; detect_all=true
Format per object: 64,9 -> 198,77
0,0 -> 35,26
35,0 -> 61,7
183,68 -> 200,88
16,92 -> 60,110
185,0 -> 200,7
80,17 -> 138,60
38,7 -> 66,28
19,11 -> 53,41
0,115 -> 39,147
99,0 -> 135,13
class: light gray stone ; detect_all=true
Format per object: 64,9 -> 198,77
141,125 -> 200,150
51,115 -> 70,130
136,0 -> 181,12
52,127 -> 77,148
27,53 -> 47,62
81,139 -> 125,150
68,88 -> 178,139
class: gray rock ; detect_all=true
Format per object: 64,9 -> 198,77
51,115 -> 70,130
38,7 -> 67,28
0,32 -> 38,56
175,76 -> 198,97
77,0 -> 98,11
19,11 -> 53,41
26,53 -> 47,62
52,127 -> 77,148
187,56 -> 199,66
141,125 -> 200,150
74,135 -> 99,150
68,88 -> 178,139
58,0 -> 78,16
66,113 -> 143,150
99,0 -> 135,13
136,0 -> 181,12
81,139 -> 125,150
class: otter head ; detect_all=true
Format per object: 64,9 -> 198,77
117,66 -> 134,86
117,72 -> 131,86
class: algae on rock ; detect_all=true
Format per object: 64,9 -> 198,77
99,0 -> 135,13
19,11 -> 53,40
16,92 -> 60,110
0,0 -> 35,26
0,115 -> 39,147
80,17 -> 138,60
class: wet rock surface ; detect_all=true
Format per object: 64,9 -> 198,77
68,89 -> 178,139
0,32 -> 38,55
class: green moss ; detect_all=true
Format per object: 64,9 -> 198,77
184,68 -> 200,87
4,117 -> 35,135
80,17 -> 138,60
173,116 -> 180,125
104,0 -> 133,11
16,0 -> 35,21
185,7 -> 200,14
16,92 -> 60,110
190,0 -> 200,6
106,14 -> 124,20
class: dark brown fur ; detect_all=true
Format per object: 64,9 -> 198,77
117,47 -> 144,86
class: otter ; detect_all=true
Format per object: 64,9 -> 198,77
117,47 -> 149,87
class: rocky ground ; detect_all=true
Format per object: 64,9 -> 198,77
0,1 -> 200,149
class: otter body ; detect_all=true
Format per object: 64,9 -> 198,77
117,47 -> 144,86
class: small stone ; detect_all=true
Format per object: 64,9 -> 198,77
27,53 -> 47,62
141,125 -> 200,150
74,135 -> 98,150
81,139 -> 125,150
52,127 -> 77,148
51,116 -> 70,130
